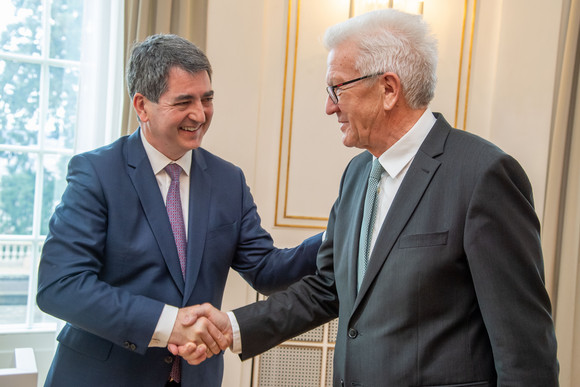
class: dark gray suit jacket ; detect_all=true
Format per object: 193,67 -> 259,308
234,114 -> 558,386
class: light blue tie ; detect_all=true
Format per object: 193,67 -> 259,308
358,159 -> 384,290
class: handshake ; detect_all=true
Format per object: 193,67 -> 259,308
167,303 -> 233,365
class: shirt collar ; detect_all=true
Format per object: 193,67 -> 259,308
377,108 -> 436,178
139,129 -> 192,176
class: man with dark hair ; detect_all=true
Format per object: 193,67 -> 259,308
37,34 -> 320,387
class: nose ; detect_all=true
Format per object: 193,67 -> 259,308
188,100 -> 206,123
325,95 -> 340,115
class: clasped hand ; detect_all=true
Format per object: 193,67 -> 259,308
167,303 -> 233,365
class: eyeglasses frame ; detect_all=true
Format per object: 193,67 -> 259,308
326,73 -> 383,104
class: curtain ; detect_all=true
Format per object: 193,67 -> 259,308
75,0 -> 125,153
121,0 -> 209,135
542,1 -> 580,385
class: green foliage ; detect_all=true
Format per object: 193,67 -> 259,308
0,0 -> 83,235
50,0 -> 84,61
0,155 -> 35,234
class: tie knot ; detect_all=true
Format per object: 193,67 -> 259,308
370,159 -> 384,181
165,163 -> 182,181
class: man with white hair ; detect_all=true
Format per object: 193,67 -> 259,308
177,9 -> 559,386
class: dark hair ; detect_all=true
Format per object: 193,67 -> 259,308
126,34 -> 212,103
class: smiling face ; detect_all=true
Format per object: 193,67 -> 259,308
326,41 -> 410,157
325,42 -> 392,156
133,67 -> 214,160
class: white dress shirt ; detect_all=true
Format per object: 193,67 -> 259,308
369,108 -> 436,255
139,132 -> 193,348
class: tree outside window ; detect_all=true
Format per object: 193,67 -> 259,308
0,0 -> 83,327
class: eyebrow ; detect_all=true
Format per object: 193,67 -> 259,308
173,90 -> 214,102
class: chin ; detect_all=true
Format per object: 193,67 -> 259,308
184,132 -> 205,148
189,141 -> 203,150
341,135 -> 356,149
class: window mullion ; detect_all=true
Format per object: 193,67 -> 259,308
0,52 -> 77,68
24,0 -> 53,328
34,0 -> 53,239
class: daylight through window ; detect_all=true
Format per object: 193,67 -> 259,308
0,0 -> 84,328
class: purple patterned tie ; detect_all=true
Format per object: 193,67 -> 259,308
165,163 -> 186,383
165,163 -> 187,278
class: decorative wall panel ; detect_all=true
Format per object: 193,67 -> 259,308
274,0 -> 478,229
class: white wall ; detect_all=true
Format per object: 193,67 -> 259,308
483,0 -> 562,219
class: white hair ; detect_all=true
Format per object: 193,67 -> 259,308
323,9 -> 438,109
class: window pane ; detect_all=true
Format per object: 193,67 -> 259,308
0,241 -> 32,325
41,153 -> 70,235
45,65 -> 79,149
34,242 -> 55,324
0,151 -> 36,235
0,59 -> 41,146
0,0 -> 43,57
33,304 -> 56,324
50,0 -> 84,60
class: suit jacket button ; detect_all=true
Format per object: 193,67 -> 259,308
164,356 -> 174,364
123,341 -> 137,351
348,328 -> 358,338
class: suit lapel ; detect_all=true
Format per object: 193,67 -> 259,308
125,130 -> 186,293
353,116 -> 450,310
182,149 -> 210,304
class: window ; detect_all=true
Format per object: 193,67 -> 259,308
0,0 -> 84,328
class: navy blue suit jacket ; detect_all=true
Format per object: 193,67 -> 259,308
37,129 -> 320,386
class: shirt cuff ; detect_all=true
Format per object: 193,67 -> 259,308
227,311 -> 242,354
149,304 -> 179,347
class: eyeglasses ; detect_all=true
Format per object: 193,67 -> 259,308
326,73 -> 382,104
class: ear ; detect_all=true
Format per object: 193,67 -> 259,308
133,93 -> 150,123
381,72 -> 402,111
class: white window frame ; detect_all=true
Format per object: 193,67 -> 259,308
0,0 -> 124,333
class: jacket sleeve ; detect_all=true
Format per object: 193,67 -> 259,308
37,154 -> 164,355
233,191 -> 341,359
464,153 -> 559,385
234,238 -> 339,359
230,169 -> 322,295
